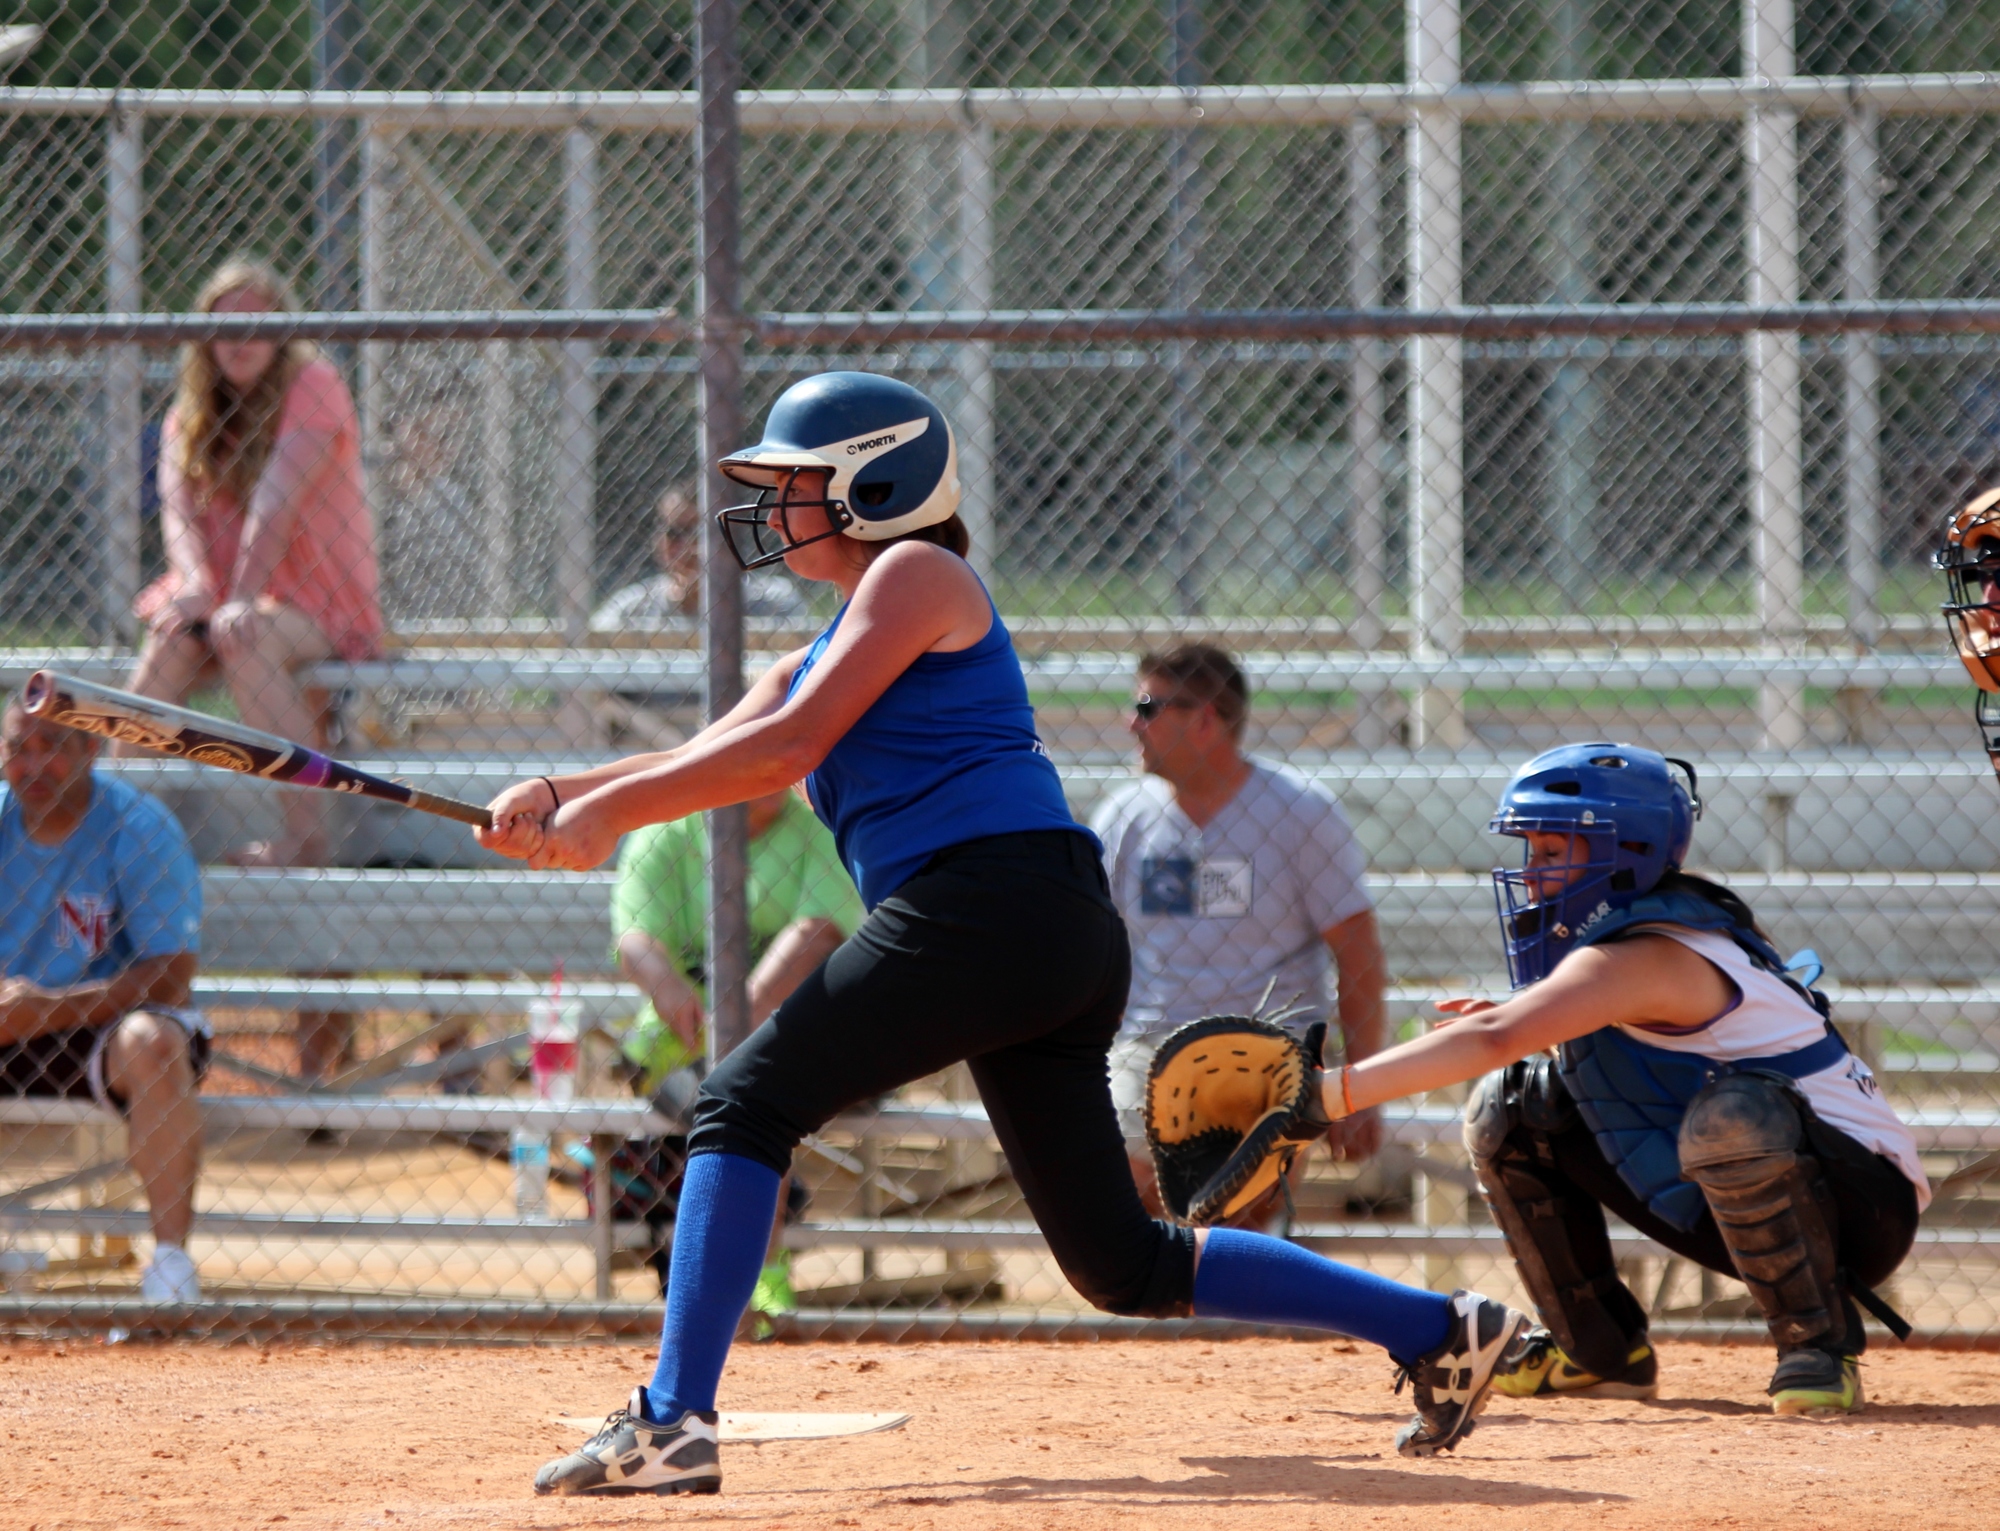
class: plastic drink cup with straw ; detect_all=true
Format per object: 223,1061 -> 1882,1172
530,962 -> 581,1103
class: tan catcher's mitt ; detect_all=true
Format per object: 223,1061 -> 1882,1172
1144,1016 -> 1333,1225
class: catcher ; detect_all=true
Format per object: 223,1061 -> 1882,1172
1148,742 -> 1928,1416
1936,486 -> 2000,784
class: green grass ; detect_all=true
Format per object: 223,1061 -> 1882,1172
986,567 -> 1947,625
1028,683 -> 1965,715
0,566 -> 1951,650
1880,1028 -> 1959,1057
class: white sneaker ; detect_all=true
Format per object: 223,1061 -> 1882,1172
139,1244 -> 201,1302
534,1387 -> 721,1496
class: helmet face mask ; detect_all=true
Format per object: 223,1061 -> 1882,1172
716,468 -> 855,571
1977,689 -> 2000,788
1492,815 -> 1623,990
1939,548 -> 2000,693
1487,743 -> 1701,989
718,372 -> 960,573
1936,489 -> 2000,786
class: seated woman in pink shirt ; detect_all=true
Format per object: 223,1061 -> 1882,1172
129,257 -> 383,866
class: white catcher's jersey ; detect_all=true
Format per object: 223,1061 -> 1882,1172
1619,923 -> 1931,1209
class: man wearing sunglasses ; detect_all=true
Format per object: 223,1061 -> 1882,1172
1091,643 -> 1387,1222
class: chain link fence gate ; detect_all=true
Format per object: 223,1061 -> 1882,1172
5,0 -> 2000,1341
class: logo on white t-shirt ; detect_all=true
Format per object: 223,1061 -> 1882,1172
57,893 -> 112,957
1140,855 -> 1253,918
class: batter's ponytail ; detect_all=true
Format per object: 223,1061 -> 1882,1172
885,513 -> 970,559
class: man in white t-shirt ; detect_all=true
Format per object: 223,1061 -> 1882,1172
1091,644 -> 1387,1217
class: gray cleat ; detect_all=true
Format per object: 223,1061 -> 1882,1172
533,1386 -> 722,1496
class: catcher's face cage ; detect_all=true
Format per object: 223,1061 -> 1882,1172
1490,815 -> 1627,989
1976,690 -> 2000,791
716,471 -> 855,571
1938,536 -> 2000,692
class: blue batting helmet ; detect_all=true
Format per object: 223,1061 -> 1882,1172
716,372 -> 960,569
1489,742 -> 1702,989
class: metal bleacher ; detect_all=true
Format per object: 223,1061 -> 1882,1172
0,635 -> 1972,708
156,865 -> 2000,987
7,633 -> 2000,1312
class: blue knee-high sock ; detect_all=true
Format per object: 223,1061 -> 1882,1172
645,1152 -> 782,1421
1192,1227 -> 1454,1361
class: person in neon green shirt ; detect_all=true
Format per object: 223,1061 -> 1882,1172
612,785 -> 861,1316
612,786 -> 863,1090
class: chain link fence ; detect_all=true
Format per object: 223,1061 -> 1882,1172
5,1 -> 2000,1341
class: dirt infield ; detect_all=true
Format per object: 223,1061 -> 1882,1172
7,1339 -> 2000,1530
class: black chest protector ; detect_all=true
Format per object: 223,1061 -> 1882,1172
1554,888 -> 1847,1231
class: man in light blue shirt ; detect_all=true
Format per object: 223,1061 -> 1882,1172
1,696 -> 208,1301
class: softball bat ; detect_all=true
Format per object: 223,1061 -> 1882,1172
22,670 -> 493,829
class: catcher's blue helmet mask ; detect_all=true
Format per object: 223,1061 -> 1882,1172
1490,742 -> 1702,989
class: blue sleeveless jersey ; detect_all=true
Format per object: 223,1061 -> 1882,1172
785,596 -> 1095,908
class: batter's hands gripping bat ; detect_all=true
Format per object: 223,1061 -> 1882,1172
23,670 -> 493,829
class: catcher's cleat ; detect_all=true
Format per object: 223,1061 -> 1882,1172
745,1254 -> 798,1341
1392,1290 -> 1534,1459
533,1386 -> 721,1496
1491,1330 -> 1659,1401
1769,1349 -> 1863,1417
752,1253 -> 797,1317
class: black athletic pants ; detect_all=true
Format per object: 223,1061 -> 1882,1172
688,829 -> 1199,1318
1519,1097 -> 1919,1344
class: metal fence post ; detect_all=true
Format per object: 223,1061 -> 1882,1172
1747,0 -> 1804,749
1843,101 -> 1882,652
312,0 -> 365,363
1544,0 -> 1599,608
102,108 -> 143,647
559,126 -> 598,644
480,340 -> 516,619
1347,117 -> 1394,748
1166,0 -> 1206,616
956,116 -> 998,581
1839,99 -> 1883,745
698,0 -> 752,1064
1408,0 -> 1466,747
358,127 -> 389,504
897,1 -> 994,579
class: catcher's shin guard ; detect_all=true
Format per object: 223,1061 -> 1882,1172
1464,1062 -> 1646,1381
1677,1073 -> 1848,1353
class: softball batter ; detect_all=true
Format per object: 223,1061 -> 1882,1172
479,372 -> 1533,1495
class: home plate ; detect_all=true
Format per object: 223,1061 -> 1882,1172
557,1411 -> 910,1442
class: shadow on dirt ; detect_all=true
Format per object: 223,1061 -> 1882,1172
1846,1402 -> 2000,1429
1620,1396 -> 1771,1417
1633,1396 -> 2000,1428
882,1453 -> 1628,1507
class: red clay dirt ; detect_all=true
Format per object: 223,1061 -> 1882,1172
5,1339 -> 1998,1530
